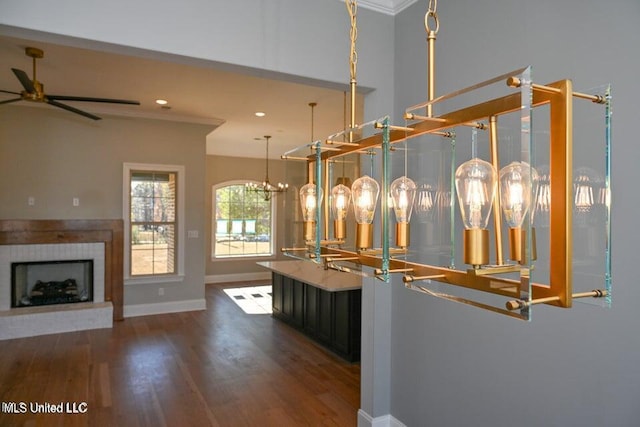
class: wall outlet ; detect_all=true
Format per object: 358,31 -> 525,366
158,287 -> 164,296
187,230 -> 199,238
28,197 -> 35,206
73,197 -> 80,207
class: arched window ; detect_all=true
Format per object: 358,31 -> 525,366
212,181 -> 275,258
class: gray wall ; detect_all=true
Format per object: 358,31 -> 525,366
390,1 -> 639,426
0,107 -> 211,307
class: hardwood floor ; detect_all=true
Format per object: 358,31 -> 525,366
0,283 -> 361,426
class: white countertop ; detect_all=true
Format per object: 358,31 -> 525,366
257,260 -> 362,292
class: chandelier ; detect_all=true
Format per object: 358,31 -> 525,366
281,0 -> 612,320
246,135 -> 288,201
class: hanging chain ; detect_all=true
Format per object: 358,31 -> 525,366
346,0 -> 358,82
425,0 -> 439,34
264,136 -> 271,183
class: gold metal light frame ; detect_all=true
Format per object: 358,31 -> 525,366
281,0 -> 609,319
307,74 -> 607,316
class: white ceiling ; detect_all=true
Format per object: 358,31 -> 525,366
0,34 -> 365,160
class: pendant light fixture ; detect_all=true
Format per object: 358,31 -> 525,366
454,158 -> 498,268
282,0 -> 611,319
331,183 -> 351,240
390,176 -> 417,248
352,174 -> 380,250
298,102 -> 323,244
246,135 -> 288,201
499,161 -> 538,262
300,182 -> 323,243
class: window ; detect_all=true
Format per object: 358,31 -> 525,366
213,183 -> 274,258
123,163 -> 185,282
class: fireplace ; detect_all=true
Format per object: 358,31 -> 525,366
0,220 -> 123,340
12,260 -> 94,308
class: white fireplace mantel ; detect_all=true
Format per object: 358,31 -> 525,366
0,243 -> 111,340
0,219 -> 124,340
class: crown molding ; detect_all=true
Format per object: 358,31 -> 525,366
338,0 -> 419,16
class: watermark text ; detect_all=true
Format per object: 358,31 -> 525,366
2,401 -> 87,414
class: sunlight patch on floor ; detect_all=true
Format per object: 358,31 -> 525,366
223,285 -> 272,314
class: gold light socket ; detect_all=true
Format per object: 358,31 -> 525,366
508,227 -> 523,262
508,227 -> 537,263
356,223 -> 373,250
395,222 -> 410,249
303,221 -> 315,243
334,219 -> 347,240
463,228 -> 490,267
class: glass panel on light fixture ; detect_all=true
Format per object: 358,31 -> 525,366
401,131 -> 455,269
570,84 -> 612,308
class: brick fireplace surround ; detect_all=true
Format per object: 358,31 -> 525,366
0,220 -> 124,327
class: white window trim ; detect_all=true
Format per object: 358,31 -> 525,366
123,162 -> 186,285
211,180 -> 277,261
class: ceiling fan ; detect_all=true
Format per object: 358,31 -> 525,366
0,46 -> 140,120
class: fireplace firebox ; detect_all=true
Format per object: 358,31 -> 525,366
11,260 -> 94,308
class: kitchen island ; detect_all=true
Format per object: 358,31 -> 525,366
257,260 -> 362,362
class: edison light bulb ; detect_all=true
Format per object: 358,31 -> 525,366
299,183 -> 323,243
330,184 -> 351,240
499,162 -> 537,262
390,176 -> 416,248
351,175 -> 380,250
455,158 -> 497,267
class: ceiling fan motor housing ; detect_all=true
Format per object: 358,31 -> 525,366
25,47 -> 44,59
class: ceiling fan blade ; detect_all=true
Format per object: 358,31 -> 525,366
1,89 -> 21,95
11,68 -> 35,93
47,95 -> 140,105
47,99 -> 101,120
0,97 -> 22,105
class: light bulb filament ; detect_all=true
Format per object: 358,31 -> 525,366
466,178 -> 488,228
304,196 -> 316,216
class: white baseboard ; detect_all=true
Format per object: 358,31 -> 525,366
358,409 -> 406,427
205,272 -> 271,284
123,299 -> 206,318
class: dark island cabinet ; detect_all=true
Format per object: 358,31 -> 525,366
304,285 -> 319,336
271,272 -> 361,362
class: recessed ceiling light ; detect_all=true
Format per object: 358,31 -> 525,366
255,111 -> 266,117
155,99 -> 168,105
